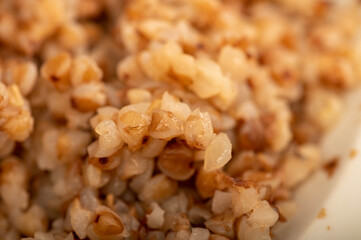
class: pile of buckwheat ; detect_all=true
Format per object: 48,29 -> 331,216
0,0 -> 360,239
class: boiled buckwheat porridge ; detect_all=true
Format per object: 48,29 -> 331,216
0,0 -> 360,239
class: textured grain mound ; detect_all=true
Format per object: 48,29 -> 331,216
0,0 -> 360,239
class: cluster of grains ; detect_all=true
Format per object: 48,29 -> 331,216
0,59 -> 35,157
0,0 -> 360,239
